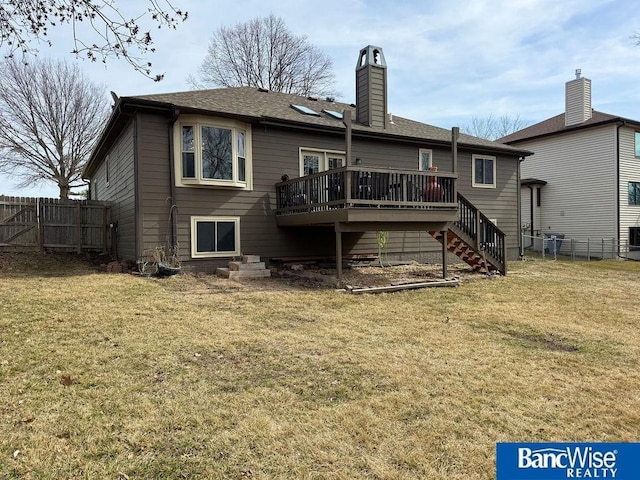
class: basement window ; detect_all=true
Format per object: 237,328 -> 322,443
291,104 -> 321,116
630,227 -> 640,249
191,216 -> 240,258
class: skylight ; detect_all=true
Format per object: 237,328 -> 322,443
291,104 -> 320,116
322,109 -> 343,120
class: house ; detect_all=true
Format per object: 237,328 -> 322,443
82,46 -> 530,278
499,70 -> 640,258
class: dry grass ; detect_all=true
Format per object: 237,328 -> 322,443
1,253 -> 640,479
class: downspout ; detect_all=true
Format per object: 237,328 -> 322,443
616,121 -> 625,256
528,185 -> 534,240
517,157 -> 524,257
168,108 -> 180,249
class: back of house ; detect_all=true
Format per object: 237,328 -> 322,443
83,46 -> 529,273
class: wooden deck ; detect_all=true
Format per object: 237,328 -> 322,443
275,166 -> 459,227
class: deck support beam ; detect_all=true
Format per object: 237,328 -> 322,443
441,230 -> 448,279
335,223 -> 343,285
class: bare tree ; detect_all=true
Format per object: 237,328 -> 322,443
0,58 -> 110,199
189,14 -> 336,97
462,114 -> 529,141
0,0 -> 188,81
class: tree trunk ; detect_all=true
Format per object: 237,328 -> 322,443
59,184 -> 70,200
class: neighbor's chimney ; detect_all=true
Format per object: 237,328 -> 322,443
565,69 -> 592,126
355,45 -> 388,129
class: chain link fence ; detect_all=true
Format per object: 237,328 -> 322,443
521,233 -> 640,261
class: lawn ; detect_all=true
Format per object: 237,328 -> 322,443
1,254 -> 639,479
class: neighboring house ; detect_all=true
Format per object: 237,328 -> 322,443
499,70 -> 640,257
83,46 -> 529,276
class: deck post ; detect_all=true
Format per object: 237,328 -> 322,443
335,223 -> 343,285
451,127 -> 459,200
441,230 -> 448,279
343,110 -> 352,166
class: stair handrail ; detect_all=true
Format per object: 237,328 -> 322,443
455,193 -> 507,274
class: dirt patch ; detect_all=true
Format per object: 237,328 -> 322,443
267,261 -> 486,291
506,331 -> 580,352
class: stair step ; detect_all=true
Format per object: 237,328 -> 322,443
229,261 -> 266,271
216,268 -> 271,279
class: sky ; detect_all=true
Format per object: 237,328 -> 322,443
1,0 -> 640,197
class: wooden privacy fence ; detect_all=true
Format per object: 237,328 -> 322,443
0,196 -> 110,253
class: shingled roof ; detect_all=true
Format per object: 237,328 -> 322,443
498,110 -> 640,144
85,86 -> 530,177
130,87 -> 527,154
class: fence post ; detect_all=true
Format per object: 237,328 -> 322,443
76,202 -> 82,254
601,238 -> 605,260
541,236 -> 546,261
38,198 -> 45,252
102,205 -> 109,254
611,238 -> 615,259
571,238 -> 575,261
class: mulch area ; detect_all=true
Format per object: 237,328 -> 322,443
0,252 -> 488,291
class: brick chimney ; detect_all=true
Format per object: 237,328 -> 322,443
356,45 -> 388,129
565,69 -> 592,126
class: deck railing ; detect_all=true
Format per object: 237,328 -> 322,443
276,166 -> 458,214
456,193 -> 506,273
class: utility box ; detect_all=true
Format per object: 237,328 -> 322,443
544,232 -> 565,254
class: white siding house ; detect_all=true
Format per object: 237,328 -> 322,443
500,71 -> 640,257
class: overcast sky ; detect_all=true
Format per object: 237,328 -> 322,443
2,0 -> 639,197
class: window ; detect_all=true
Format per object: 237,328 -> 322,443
629,182 -> 640,205
419,149 -> 432,171
635,132 -> 640,157
472,154 -> 496,188
299,148 -> 345,176
536,187 -> 541,207
630,227 -> 640,248
174,116 -> 252,189
291,104 -> 320,116
190,216 -> 240,258
322,109 -> 343,120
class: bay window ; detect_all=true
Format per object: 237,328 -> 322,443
175,116 -> 252,188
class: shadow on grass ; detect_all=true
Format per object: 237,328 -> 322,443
0,252 -> 112,278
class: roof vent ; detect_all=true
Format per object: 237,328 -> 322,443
257,87 -> 269,93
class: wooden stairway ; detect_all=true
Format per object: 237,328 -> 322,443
428,193 -> 507,275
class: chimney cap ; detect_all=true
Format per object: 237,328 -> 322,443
356,45 -> 387,70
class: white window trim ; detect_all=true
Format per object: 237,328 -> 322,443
299,147 -> 345,176
173,115 -> 253,189
418,148 -> 432,171
472,154 -> 497,188
190,216 -> 241,258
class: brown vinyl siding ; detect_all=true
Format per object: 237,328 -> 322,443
137,113 -> 172,256
125,112 -> 521,269
93,120 -> 136,260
